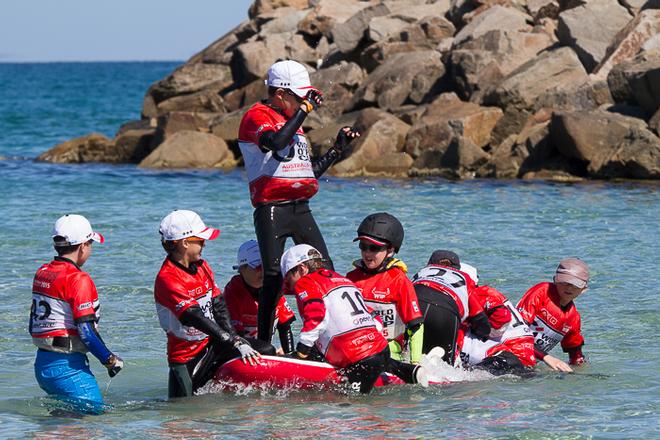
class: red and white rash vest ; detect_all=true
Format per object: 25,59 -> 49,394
30,258 -> 100,352
412,264 -> 484,322
223,274 -> 295,338
459,285 -> 536,367
346,265 -> 422,343
294,269 -> 388,368
516,282 -> 584,357
238,102 -> 319,207
154,259 -> 220,364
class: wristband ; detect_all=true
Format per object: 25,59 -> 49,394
301,100 -> 314,113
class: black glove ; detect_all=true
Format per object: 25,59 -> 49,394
302,89 -> 324,112
334,126 -> 360,153
105,354 -> 124,378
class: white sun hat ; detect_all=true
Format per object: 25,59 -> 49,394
280,244 -> 322,276
265,60 -> 315,98
52,214 -> 105,246
233,239 -> 262,270
159,210 -> 220,241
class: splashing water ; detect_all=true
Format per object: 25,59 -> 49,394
419,348 -> 496,384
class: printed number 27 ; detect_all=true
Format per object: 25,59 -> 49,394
341,291 -> 368,316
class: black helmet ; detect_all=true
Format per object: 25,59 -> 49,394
354,212 -> 404,252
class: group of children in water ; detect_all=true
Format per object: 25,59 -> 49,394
29,210 -> 590,409
28,58 -> 590,411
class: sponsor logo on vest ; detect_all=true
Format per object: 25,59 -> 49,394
78,301 -> 93,311
539,307 -> 558,326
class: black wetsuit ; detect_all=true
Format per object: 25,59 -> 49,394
416,284 -> 491,364
168,291 -> 275,398
255,105 -> 345,342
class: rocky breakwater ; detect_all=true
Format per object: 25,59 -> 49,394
38,0 -> 660,180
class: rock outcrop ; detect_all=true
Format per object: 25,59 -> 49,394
39,0 -> 660,181
139,131 -> 237,169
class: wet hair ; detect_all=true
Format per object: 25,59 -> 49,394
301,258 -> 325,273
53,236 -> 82,256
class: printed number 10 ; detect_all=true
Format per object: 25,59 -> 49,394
341,291 -> 368,316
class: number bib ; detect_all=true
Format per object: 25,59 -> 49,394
531,316 -> 564,353
461,300 -> 532,365
157,289 -> 214,341
413,265 -> 470,320
364,301 -> 402,340
30,293 -> 77,336
316,286 -> 377,354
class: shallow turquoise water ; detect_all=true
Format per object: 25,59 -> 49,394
0,63 -> 658,438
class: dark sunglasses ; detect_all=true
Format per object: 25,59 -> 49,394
359,242 -> 387,252
284,89 -> 303,103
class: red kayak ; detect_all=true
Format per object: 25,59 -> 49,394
214,355 -> 440,390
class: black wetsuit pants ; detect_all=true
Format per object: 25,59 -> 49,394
416,284 -> 461,364
342,347 -> 420,394
168,338 -> 275,398
254,200 -> 332,342
476,351 -> 532,377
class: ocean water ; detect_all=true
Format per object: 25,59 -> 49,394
0,62 -> 658,439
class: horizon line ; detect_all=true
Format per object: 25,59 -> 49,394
0,59 -> 186,64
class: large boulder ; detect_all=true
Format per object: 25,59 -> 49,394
257,8 -> 311,35
404,94 -> 503,163
650,109 -> 660,136
297,0 -> 374,39
483,47 -> 589,142
449,29 -> 555,100
592,9 -> 660,80
221,78 -> 268,113
607,49 -> 660,114
139,131 -> 237,169
332,109 -> 413,177
210,108 -> 249,145
151,112 -> 216,149
113,128 -> 157,163
526,0 -> 560,21
361,16 -> 455,70
453,6 -> 532,46
307,110 -> 363,153
410,136 -> 490,178
37,134 -> 119,164
249,0 -> 310,19
155,88 -> 227,115
557,0 -> 632,73
305,61 -> 365,129
550,110 -> 660,178
367,1 -> 453,42
231,34 -> 291,84
349,50 -> 445,111
148,64 -> 234,104
331,3 -> 390,54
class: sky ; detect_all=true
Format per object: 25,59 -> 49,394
0,0 -> 254,61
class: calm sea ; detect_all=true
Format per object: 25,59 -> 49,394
0,62 -> 658,439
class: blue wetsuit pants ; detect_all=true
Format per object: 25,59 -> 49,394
34,349 -> 103,405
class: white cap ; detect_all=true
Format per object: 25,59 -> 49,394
460,262 -> 479,285
52,214 -> 105,246
280,244 -> 322,276
233,239 -> 262,270
265,60 -> 315,98
159,210 -> 220,241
